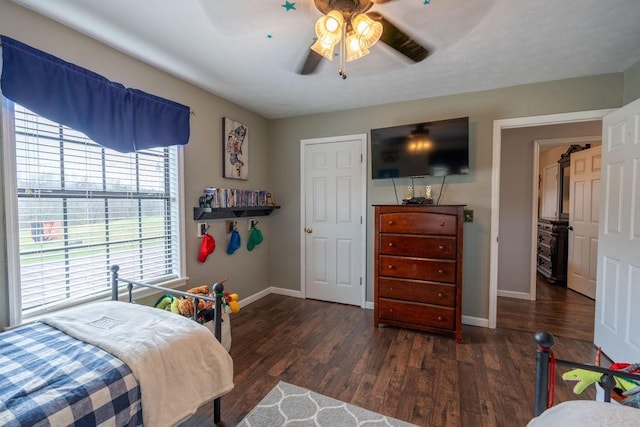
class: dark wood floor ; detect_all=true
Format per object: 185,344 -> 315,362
183,277 -> 598,427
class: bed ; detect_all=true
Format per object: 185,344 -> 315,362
0,265 -> 234,427
528,331 -> 640,426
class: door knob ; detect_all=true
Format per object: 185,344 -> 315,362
304,227 -> 313,234
567,225 -> 574,231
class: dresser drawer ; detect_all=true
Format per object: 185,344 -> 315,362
379,212 -> 458,235
378,277 -> 455,307
537,231 -> 552,246
378,298 -> 455,330
378,255 -> 456,283
538,221 -> 554,232
537,243 -> 551,259
537,255 -> 551,273
379,234 -> 456,259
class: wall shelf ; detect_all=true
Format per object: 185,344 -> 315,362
193,206 -> 280,220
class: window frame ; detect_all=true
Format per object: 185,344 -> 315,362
2,97 -> 188,326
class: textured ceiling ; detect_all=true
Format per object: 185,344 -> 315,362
12,0 -> 640,119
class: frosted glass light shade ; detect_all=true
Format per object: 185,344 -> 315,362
351,14 -> 383,48
311,37 -> 336,60
345,31 -> 369,62
315,10 -> 344,44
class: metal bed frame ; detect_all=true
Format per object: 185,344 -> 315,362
533,331 -> 640,417
110,265 -> 227,424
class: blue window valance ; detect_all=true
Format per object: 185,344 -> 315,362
0,35 -> 190,153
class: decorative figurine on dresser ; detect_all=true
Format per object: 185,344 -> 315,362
374,204 -> 465,343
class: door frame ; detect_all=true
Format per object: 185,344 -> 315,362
529,136 -> 602,301
489,109 -> 614,328
299,133 -> 368,308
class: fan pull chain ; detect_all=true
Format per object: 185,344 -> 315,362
338,22 -> 347,79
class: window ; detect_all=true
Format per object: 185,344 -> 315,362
2,99 -> 185,325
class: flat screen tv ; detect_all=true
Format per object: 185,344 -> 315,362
370,117 -> 469,179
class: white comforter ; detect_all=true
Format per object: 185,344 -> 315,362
41,301 -> 234,427
527,401 -> 640,426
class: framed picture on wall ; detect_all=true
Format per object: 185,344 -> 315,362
223,117 -> 248,180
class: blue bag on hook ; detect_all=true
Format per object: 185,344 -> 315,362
227,229 -> 241,254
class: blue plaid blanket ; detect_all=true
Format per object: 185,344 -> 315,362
0,322 -> 142,427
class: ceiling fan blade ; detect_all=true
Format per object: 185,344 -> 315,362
299,48 -> 324,75
367,11 -> 429,63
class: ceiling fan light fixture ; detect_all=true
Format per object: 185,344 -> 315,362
351,13 -> 383,48
315,10 -> 344,42
345,31 -> 369,62
311,38 -> 336,60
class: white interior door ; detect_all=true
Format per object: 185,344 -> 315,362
540,163 -> 558,219
303,136 -> 365,306
595,98 -> 640,362
567,145 -> 601,299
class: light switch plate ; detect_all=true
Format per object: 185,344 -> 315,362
464,209 -> 474,223
197,222 -> 207,237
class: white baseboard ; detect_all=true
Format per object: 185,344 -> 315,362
462,315 -> 489,328
497,289 -> 531,300
240,291 -> 491,329
238,286 -> 304,309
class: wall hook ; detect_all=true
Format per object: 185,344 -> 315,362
226,220 -> 237,234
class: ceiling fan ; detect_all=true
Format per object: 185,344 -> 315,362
300,0 -> 429,78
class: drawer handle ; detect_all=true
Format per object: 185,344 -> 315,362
438,245 -> 445,250
440,221 -> 445,227
438,292 -> 444,298
388,220 -> 394,225
388,265 -> 395,269
437,315 -> 443,321
388,242 -> 395,247
438,269 -> 444,274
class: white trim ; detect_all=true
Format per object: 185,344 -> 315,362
530,141 -> 541,301
462,315 -> 489,328
2,97 -> 22,326
497,289 -> 531,300
177,145 -> 187,277
489,109 -> 614,329
239,290 -> 490,329
299,133 -> 368,308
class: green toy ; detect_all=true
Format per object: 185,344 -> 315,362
562,368 -> 638,394
154,294 -> 180,314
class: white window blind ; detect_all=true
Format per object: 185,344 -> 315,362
5,101 -> 182,321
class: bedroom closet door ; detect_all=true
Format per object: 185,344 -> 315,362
595,97 -> 640,362
301,135 -> 366,307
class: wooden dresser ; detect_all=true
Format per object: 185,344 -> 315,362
536,218 -> 568,284
374,205 -> 464,342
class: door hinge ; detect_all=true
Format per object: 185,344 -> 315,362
360,216 -> 363,224
360,277 -> 362,285
360,153 -> 363,163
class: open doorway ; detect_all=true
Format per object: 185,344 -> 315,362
488,109 -> 614,329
